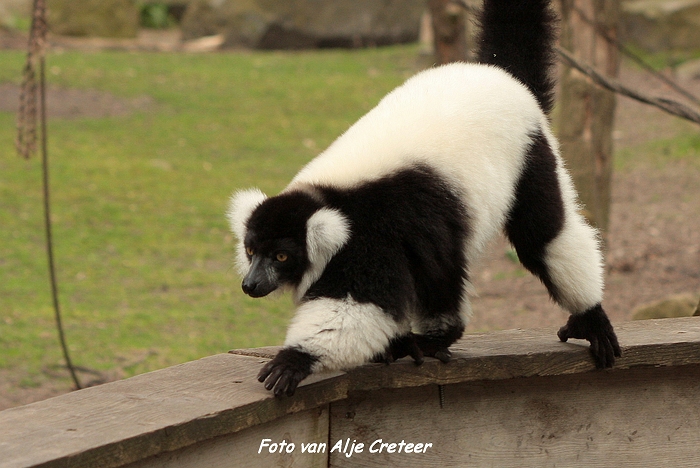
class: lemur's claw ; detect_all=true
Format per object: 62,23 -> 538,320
258,348 -> 316,397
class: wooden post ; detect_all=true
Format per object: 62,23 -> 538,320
557,0 -> 620,242
427,0 -> 468,64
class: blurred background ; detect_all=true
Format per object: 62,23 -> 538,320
1,0 -> 698,409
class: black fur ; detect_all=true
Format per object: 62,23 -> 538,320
257,347 -> 318,397
246,190 -> 322,244
476,0 -> 558,114
558,303 -> 622,368
243,192 -> 322,292
311,165 -> 470,332
505,131 -> 565,304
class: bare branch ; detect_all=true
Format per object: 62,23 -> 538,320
557,46 -> 700,126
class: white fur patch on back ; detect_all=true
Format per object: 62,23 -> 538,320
296,208 -> 350,300
226,188 -> 267,275
285,295 -> 406,372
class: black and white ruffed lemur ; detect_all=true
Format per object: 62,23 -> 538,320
227,0 -> 621,397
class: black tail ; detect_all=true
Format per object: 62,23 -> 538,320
476,0 -> 557,115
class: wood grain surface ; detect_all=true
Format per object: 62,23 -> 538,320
330,365 -> 700,467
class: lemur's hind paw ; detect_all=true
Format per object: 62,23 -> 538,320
372,334 -> 424,365
558,304 -> 621,369
433,348 -> 452,363
415,346 -> 451,363
413,328 -> 462,364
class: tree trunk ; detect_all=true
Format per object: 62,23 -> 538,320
557,0 -> 620,243
427,0 -> 468,64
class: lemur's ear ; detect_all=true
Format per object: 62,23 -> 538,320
305,208 -> 350,268
227,188 -> 267,275
227,188 -> 267,238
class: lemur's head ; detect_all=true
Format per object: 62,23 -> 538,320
227,189 -> 349,298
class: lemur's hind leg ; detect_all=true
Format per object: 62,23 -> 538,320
506,131 -> 621,368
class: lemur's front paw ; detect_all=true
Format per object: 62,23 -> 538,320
371,333 -> 424,365
558,304 -> 621,369
257,348 -> 317,397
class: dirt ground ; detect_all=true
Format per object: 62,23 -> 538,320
1,31 -> 699,410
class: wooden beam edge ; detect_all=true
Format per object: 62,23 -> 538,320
27,379 -> 348,468
232,317 -> 700,390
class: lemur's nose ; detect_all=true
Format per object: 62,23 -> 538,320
241,278 -> 258,296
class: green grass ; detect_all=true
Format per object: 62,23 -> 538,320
622,43 -> 700,72
616,131 -> 700,170
0,46 -> 422,384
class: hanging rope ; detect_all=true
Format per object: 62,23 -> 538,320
16,0 -> 83,390
15,0 -> 45,159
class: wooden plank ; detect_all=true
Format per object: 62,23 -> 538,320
1,317 -> 699,468
0,354 -> 345,468
330,364 -> 700,467
342,316 -> 700,392
127,406 -> 330,468
229,346 -> 280,359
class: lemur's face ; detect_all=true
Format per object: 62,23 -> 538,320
241,234 -> 307,297
229,188 -> 349,300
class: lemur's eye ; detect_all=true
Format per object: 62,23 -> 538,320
246,247 -> 254,256
276,253 -> 288,262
